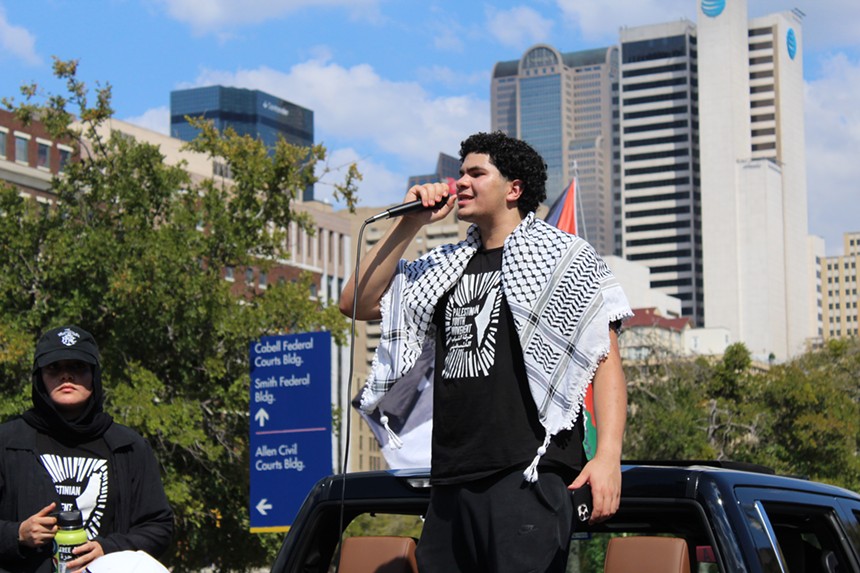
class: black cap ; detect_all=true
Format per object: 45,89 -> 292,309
33,325 -> 100,370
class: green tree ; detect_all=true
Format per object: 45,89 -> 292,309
1,58 -> 359,571
753,339 -> 860,490
623,335 -> 860,493
625,357 -> 716,460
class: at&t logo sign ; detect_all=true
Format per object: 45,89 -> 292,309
701,0 -> 726,18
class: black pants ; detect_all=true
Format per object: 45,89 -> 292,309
416,469 -> 573,573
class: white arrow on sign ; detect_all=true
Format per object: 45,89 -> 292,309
256,498 -> 273,516
254,408 -> 270,427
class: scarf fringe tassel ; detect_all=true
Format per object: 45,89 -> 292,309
379,411 -> 403,449
523,435 -> 552,483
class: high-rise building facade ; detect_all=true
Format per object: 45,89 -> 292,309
822,232 -> 860,340
697,0 -> 810,359
170,86 -> 315,199
618,21 -> 702,325
406,152 -> 460,189
491,46 -> 619,256
490,2 -> 814,359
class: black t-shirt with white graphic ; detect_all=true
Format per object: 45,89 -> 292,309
431,247 -> 584,485
36,432 -> 115,539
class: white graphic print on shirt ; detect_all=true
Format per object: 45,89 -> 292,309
40,454 -> 108,538
442,270 -> 502,379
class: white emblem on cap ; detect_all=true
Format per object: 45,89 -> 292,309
58,328 -> 80,346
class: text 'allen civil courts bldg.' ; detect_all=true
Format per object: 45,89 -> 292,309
492,0 -> 816,361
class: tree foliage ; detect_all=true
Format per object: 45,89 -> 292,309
1,58 -> 359,571
624,336 -> 860,493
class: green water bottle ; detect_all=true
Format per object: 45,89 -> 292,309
53,510 -> 87,573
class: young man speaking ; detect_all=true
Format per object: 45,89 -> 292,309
341,132 -> 631,573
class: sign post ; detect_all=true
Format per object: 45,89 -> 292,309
249,331 -> 332,532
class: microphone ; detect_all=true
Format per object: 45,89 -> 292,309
364,199 -> 447,224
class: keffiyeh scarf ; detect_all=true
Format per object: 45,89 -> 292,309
360,212 -> 632,481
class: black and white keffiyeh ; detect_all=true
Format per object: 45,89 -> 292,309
360,212 -> 632,481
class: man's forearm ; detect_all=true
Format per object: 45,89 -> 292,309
592,329 -> 627,461
339,217 -> 424,321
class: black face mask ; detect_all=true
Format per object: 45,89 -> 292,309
22,364 -> 113,442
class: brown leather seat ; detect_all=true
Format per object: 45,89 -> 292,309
604,536 -> 691,573
337,535 -> 419,573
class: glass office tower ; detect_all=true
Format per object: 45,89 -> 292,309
492,45 -> 619,257
171,86 -> 315,199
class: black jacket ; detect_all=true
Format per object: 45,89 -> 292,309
0,417 -> 174,573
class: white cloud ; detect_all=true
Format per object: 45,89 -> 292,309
754,1 -> 860,52
486,6 -> 554,49
154,0 -> 381,34
123,105 -> 171,135
414,65 -> 488,89
804,52 -> 860,253
0,6 -> 41,66
556,0 -> 691,41
432,26 -> 465,53
190,58 -> 488,169
177,58 -> 487,208
316,147 -> 406,209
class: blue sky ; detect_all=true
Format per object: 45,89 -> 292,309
1,0 -> 857,254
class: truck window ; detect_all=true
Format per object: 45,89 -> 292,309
568,499 -> 719,572
343,512 -> 424,539
760,501 -> 853,573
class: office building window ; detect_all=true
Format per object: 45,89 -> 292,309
15,133 -> 30,164
0,128 -> 7,158
752,142 -> 776,151
37,140 -> 51,170
749,41 -> 774,51
58,146 -> 72,172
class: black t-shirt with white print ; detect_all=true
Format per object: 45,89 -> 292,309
36,432 -> 115,539
431,246 -> 584,485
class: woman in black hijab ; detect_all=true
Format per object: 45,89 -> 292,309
0,325 -> 173,573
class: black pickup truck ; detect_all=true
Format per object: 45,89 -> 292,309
270,461 -> 860,572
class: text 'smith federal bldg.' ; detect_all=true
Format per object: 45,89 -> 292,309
492,0 -> 811,361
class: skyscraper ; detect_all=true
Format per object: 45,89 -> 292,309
491,45 -> 619,256
170,86 -> 315,199
697,0 -> 810,359
618,21 -> 702,325
489,2 -> 813,358
407,152 -> 460,189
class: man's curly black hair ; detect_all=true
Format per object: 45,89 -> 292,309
459,131 -> 547,214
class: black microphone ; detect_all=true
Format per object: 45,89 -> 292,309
364,199 -> 446,224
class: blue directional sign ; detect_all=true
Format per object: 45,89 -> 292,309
249,331 -> 332,532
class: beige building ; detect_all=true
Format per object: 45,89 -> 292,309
822,232 -> 860,340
